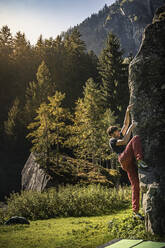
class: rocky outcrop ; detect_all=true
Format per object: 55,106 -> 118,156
75,0 -> 165,56
21,153 -> 51,191
129,5 -> 165,235
22,153 -> 119,191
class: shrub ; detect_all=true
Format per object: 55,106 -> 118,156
1,185 -> 131,221
0,208 -> 6,224
108,214 -> 165,241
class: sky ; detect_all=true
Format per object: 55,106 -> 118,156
0,0 -> 116,44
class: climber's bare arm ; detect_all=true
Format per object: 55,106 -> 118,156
117,121 -> 136,146
121,104 -> 133,136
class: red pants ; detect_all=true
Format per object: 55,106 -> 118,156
118,135 -> 143,212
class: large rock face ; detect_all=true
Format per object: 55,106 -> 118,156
129,5 -> 165,235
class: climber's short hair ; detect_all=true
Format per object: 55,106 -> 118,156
107,126 -> 118,136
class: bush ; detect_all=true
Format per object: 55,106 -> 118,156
108,214 -> 165,241
1,185 -> 131,221
0,208 -> 6,224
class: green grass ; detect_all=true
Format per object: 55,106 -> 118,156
0,208 -> 164,248
0,185 -> 164,247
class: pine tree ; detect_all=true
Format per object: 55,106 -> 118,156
0,25 -> 13,57
64,28 -> 86,55
67,78 -> 116,164
12,31 -> 38,103
0,26 -> 14,126
63,29 -> 100,107
35,34 -> 45,60
4,98 -> 20,139
13,31 -> 31,58
4,97 -> 30,153
99,108 -> 116,161
27,91 -> 71,170
98,32 -> 129,121
25,60 -> 56,122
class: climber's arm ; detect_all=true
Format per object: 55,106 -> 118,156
116,121 -> 136,146
121,104 -> 133,136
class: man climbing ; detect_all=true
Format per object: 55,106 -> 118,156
107,104 -> 148,220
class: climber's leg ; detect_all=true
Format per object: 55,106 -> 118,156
118,135 -> 148,170
123,135 -> 143,161
118,136 -> 139,171
118,154 -> 142,215
127,164 -> 140,213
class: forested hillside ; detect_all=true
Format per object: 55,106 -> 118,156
2,0 -> 163,200
68,0 -> 165,56
0,25 -> 129,199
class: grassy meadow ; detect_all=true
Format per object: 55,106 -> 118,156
0,185 -> 164,248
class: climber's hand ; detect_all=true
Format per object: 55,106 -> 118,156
131,121 -> 138,129
127,104 -> 134,112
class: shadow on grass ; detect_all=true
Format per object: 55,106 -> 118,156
0,224 -> 30,233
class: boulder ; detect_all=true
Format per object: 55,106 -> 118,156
4,216 -> 30,225
22,153 -> 119,192
129,5 -> 165,235
21,153 -> 51,191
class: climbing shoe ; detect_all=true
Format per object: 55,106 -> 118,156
137,160 -> 149,170
133,212 -> 144,221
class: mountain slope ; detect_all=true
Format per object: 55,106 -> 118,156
75,0 -> 165,56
